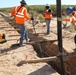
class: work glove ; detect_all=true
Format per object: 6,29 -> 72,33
48,9 -> 51,12
31,17 -> 34,20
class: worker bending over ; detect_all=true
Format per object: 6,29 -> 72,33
58,8 -> 76,29
65,12 -> 76,29
58,7 -> 76,48
10,0 -> 34,46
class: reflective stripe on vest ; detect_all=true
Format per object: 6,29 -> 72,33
69,16 -> 76,22
72,16 -> 76,22
66,15 -> 76,24
72,16 -> 76,20
70,18 -> 72,22
15,6 -> 25,18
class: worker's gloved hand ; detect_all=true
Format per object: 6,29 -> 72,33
31,17 -> 34,20
48,9 -> 51,12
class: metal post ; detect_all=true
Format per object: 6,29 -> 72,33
56,0 -> 65,75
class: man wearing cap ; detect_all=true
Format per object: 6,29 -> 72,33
43,4 -> 52,34
11,0 -> 34,46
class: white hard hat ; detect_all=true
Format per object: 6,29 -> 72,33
46,4 -> 50,6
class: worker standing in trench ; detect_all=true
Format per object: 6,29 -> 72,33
10,0 -> 34,47
43,4 -> 53,35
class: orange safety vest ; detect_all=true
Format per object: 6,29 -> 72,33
65,16 -> 76,24
44,9 -> 52,19
11,6 -> 31,24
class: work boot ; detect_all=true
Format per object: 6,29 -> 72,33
26,39 -> 30,43
46,32 -> 50,35
17,43 -> 25,47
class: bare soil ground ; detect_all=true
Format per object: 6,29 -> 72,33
0,13 -> 60,75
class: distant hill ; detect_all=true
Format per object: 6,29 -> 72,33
0,5 -> 76,13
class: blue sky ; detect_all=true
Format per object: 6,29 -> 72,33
0,0 -> 76,8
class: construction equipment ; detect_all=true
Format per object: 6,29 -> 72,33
0,33 -> 7,44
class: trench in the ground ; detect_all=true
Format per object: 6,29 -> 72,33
32,41 -> 61,74
27,28 -> 76,75
27,30 -> 65,74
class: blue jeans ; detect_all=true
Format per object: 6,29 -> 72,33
17,24 -> 29,45
45,19 -> 51,34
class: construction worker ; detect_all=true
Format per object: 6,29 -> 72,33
10,0 -> 34,46
61,7 -> 76,29
58,7 -> 76,29
43,4 -> 52,34
58,7 -> 76,48
65,12 -> 76,29
0,33 -> 7,44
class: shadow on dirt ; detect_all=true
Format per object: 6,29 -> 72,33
28,65 -> 56,75
1,44 -> 20,54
